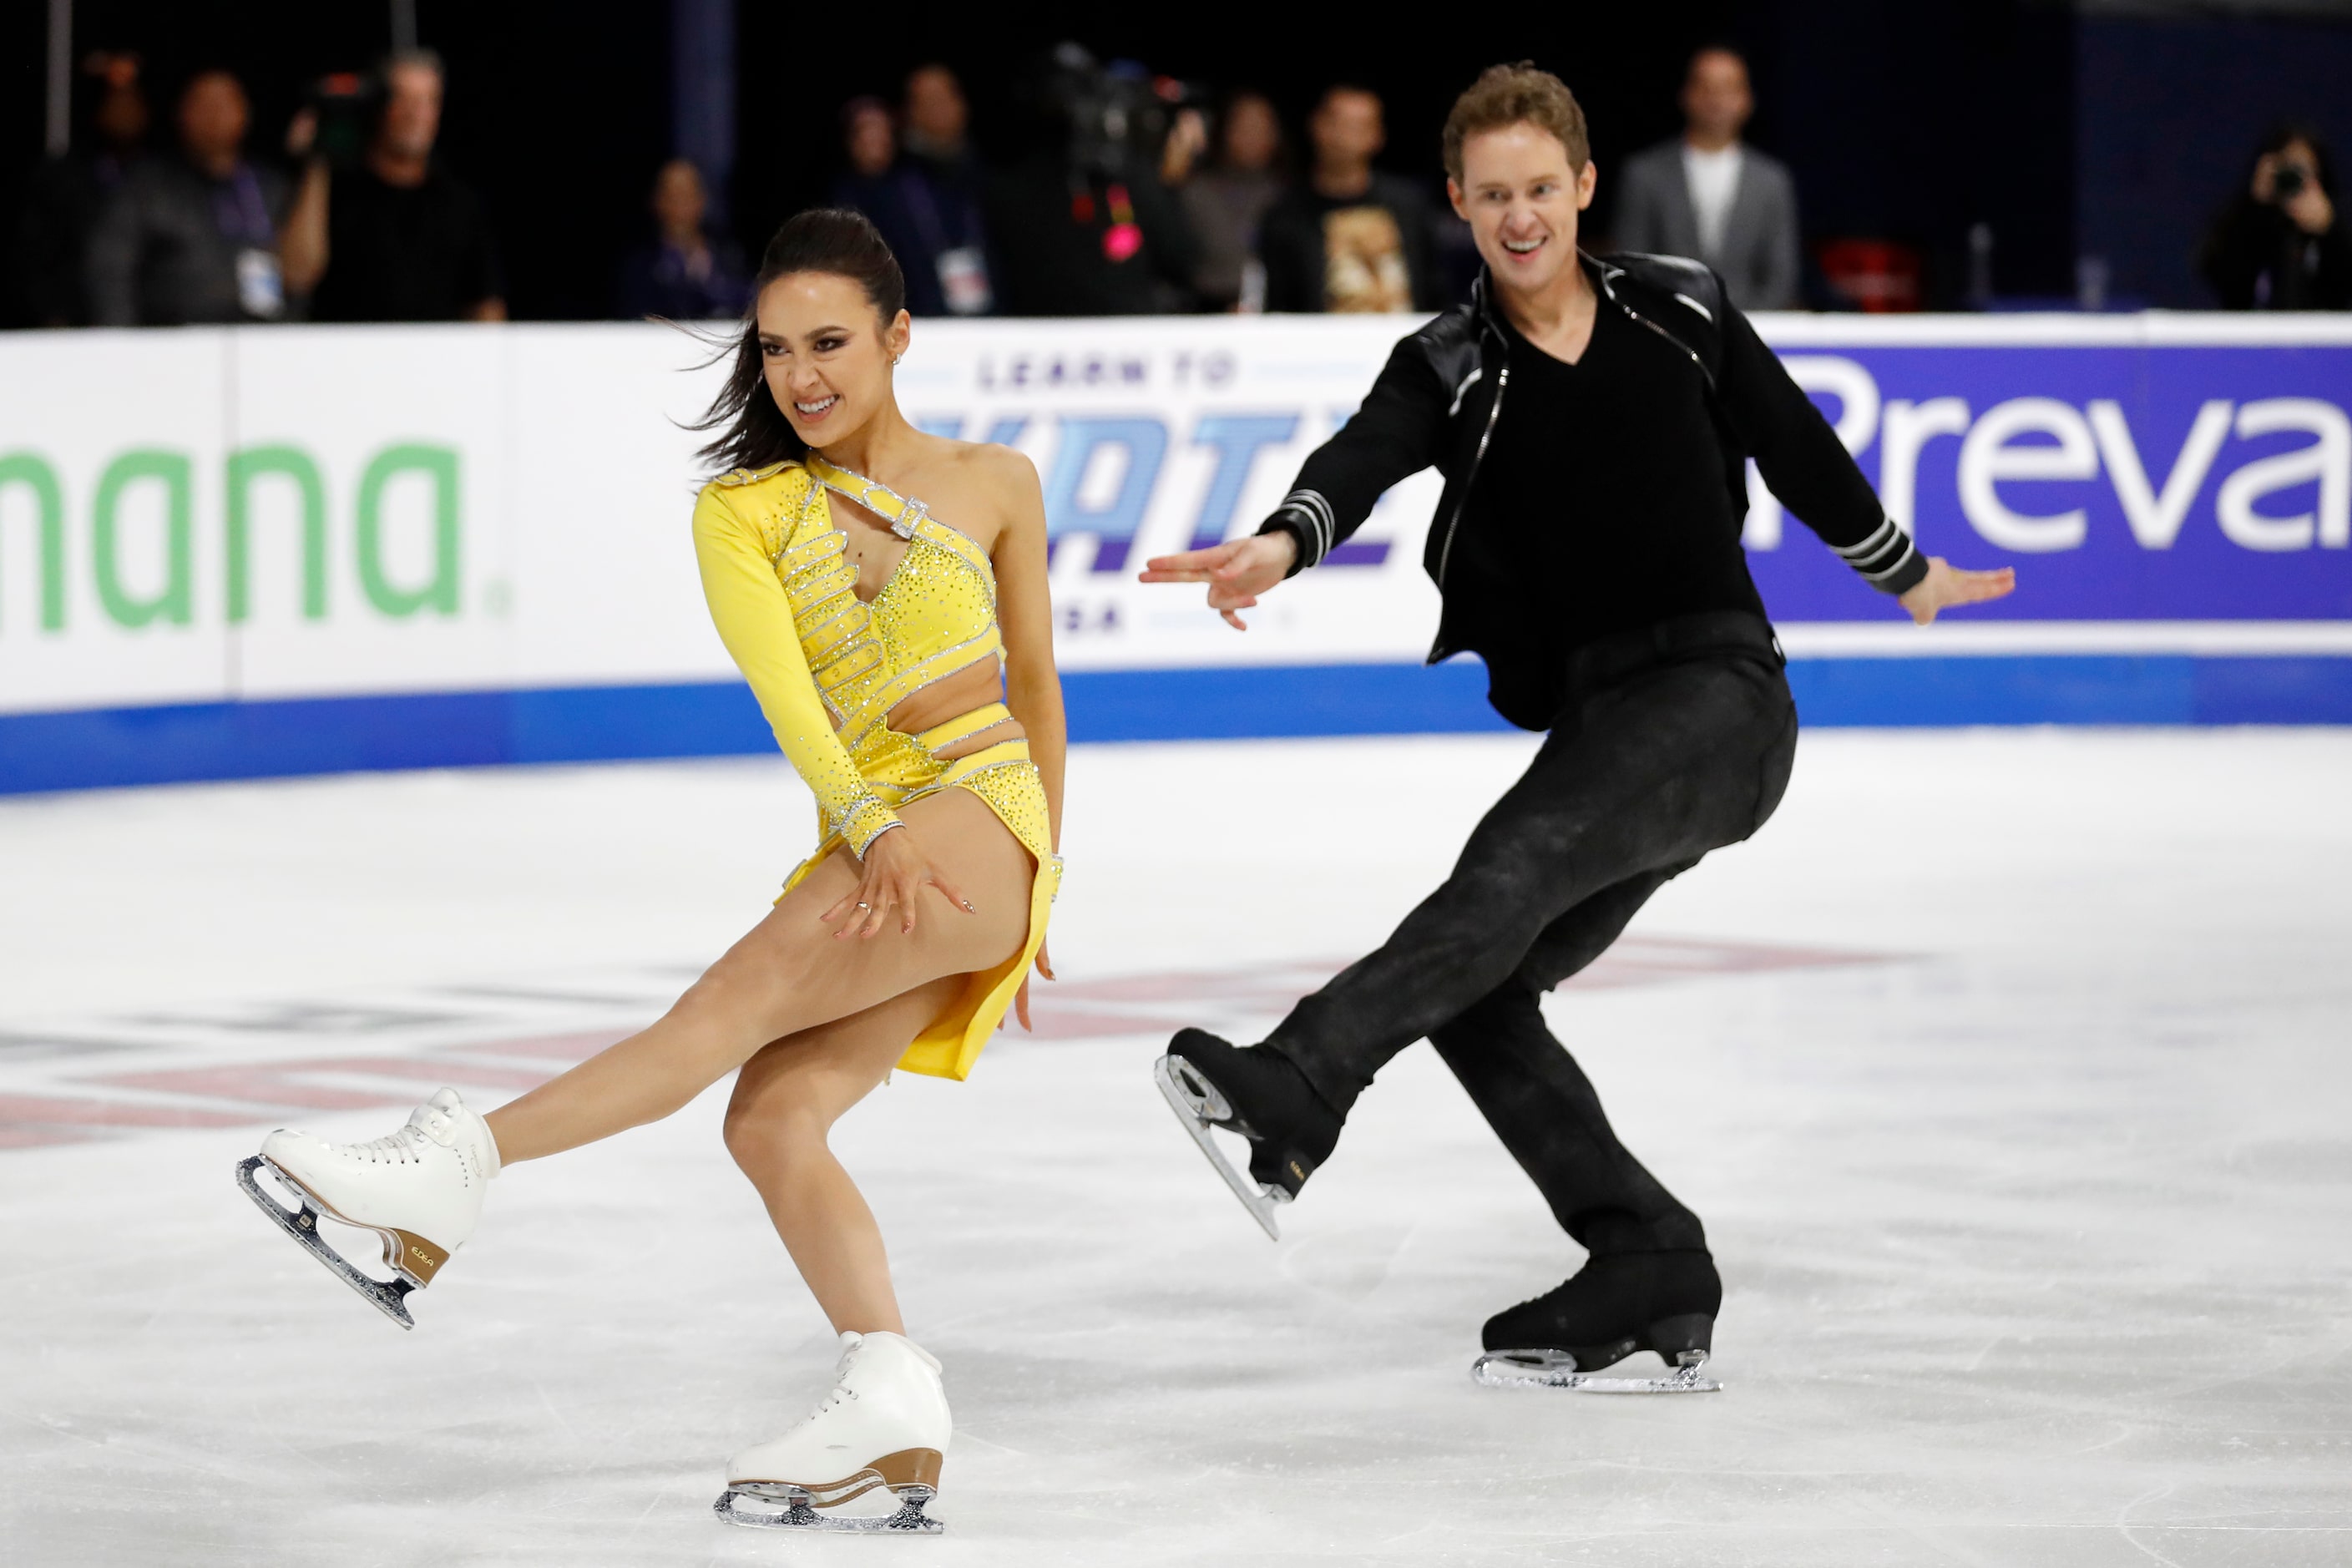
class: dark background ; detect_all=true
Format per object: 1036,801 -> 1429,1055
5,0 -> 2350,322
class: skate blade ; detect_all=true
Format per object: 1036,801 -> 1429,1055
714,1483 -> 943,1533
1472,1349 -> 1721,1393
235,1156 -> 417,1331
1153,1054 -> 1290,1242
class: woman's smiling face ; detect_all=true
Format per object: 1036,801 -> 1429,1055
756,271 -> 910,447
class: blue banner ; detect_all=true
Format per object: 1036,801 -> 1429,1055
1746,339 -> 2352,622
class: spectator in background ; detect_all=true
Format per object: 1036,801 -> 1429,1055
830,97 -> 918,293
617,159 -> 750,320
836,98 -> 898,189
833,68 -> 996,316
85,68 -> 291,325
16,52 -> 150,326
1613,47 -> 1800,311
283,50 -> 504,321
1257,85 -> 1438,313
1181,91 -> 1287,311
896,64 -> 996,315
2200,124 -> 2349,310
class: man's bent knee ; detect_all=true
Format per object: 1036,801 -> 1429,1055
1429,979 -> 1545,1052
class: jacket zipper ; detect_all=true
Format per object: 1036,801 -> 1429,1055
1596,263 -> 1715,390
1433,356 -> 1508,593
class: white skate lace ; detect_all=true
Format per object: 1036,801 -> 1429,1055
341,1107 -> 452,1166
803,1353 -> 862,1423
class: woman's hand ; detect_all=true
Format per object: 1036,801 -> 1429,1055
1138,532 -> 1297,630
820,826 -> 974,939
1898,556 -> 2017,625
1014,940 -> 1056,1032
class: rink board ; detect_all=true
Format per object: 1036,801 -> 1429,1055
0,314 -> 2346,793
8,655 -> 2352,793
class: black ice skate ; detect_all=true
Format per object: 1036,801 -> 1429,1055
1473,1249 -> 1724,1393
1153,1029 -> 1341,1241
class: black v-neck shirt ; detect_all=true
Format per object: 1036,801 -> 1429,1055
1447,302 -> 1768,724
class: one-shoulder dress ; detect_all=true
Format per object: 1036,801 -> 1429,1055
691,454 -> 1059,1081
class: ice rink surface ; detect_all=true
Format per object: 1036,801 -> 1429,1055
3,729 -> 2348,1566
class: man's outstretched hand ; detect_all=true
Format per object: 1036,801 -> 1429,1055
1899,557 -> 2016,625
1138,533 -> 1298,630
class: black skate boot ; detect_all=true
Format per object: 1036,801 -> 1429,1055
1473,1249 -> 1723,1393
1154,1029 -> 1343,1241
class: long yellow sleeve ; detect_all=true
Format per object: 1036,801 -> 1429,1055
692,481 -> 903,857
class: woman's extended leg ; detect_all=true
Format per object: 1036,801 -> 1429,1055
486,788 -> 1031,1165
719,976 -> 961,1335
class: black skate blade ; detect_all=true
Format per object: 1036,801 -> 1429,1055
1153,1054 -> 1289,1242
236,1156 -> 417,1330
1471,1348 -> 1720,1393
714,1484 -> 944,1534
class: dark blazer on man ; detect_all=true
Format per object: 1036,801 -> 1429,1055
1611,139 -> 1801,311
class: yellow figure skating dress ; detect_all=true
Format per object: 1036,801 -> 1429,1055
692,453 -> 1059,1081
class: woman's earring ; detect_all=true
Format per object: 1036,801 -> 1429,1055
892,352 -> 903,368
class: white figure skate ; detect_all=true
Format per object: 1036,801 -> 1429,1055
236,1086 -> 499,1329
716,1331 -> 953,1533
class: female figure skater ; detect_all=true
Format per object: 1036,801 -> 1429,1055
235,209 -> 1064,1534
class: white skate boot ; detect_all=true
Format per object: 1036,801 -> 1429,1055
235,1087 -> 499,1329
716,1331 -> 953,1533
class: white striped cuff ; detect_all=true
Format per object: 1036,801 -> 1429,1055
1834,516 -> 1924,590
1264,488 -> 1336,571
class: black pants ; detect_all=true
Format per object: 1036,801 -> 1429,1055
1266,617 -> 1798,1257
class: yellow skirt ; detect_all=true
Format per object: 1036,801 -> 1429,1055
778,741 -> 1057,1081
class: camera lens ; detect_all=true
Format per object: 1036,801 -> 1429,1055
2274,164 -> 2308,199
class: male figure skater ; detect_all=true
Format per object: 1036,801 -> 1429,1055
1140,63 -> 2013,1388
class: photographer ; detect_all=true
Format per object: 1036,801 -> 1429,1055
2200,124 -> 2349,311
985,47 -> 1199,316
281,50 -> 505,321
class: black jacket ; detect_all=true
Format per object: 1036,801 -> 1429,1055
1258,251 -> 1926,675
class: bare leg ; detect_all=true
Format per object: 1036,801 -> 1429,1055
487,789 -> 1031,1165
720,976 -> 962,1335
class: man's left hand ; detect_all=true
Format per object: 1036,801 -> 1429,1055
1899,557 -> 2016,625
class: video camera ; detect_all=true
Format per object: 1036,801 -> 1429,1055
1046,43 -> 1206,180
300,71 -> 382,169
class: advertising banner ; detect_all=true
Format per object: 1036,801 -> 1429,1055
1745,317 -> 2352,627
2,313 -> 2348,790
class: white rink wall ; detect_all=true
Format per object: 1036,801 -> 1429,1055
1,313 -> 2349,795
